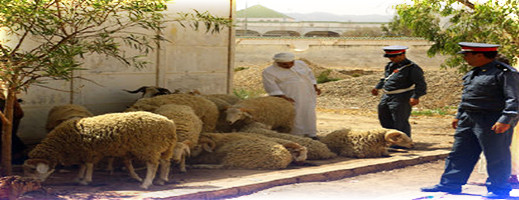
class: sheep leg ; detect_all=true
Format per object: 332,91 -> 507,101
74,164 -> 87,183
77,163 -> 94,185
140,162 -> 158,189
155,159 -> 171,185
124,158 -> 143,182
179,155 -> 187,173
106,157 -> 114,175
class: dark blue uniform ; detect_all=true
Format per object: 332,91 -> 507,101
375,59 -> 427,137
438,60 -> 519,195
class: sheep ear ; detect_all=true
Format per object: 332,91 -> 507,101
36,163 -> 50,173
385,130 -> 403,143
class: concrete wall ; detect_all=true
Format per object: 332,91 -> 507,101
235,38 -> 448,70
15,0 -> 235,144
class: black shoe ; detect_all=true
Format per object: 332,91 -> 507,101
310,136 -> 319,140
483,192 -> 510,199
420,185 -> 461,194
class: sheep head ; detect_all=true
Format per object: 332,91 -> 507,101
384,130 -> 414,148
124,86 -> 171,98
191,137 -> 216,157
173,140 -> 192,162
283,142 -> 308,162
225,107 -> 253,124
23,159 -> 55,182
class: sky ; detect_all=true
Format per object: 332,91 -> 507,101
235,0 -> 408,16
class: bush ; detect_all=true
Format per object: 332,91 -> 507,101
316,69 -> 341,84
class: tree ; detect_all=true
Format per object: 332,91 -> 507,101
389,0 -> 518,71
0,0 -> 231,175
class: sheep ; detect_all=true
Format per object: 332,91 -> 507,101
320,128 -> 414,158
240,122 -> 337,160
153,104 -> 202,148
200,95 -> 234,132
126,93 -> 218,132
124,86 -> 172,98
202,94 -> 241,105
23,111 -> 177,189
189,132 -> 306,169
225,96 -> 294,133
45,104 -> 94,132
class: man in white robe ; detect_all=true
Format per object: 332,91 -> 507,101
262,52 -> 321,139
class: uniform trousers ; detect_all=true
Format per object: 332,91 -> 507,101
439,111 -> 514,194
377,91 -> 412,137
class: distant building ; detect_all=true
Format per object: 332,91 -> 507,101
236,5 -> 295,22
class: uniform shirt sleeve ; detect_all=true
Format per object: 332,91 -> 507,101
410,65 -> 427,99
497,70 -> 519,124
262,67 -> 284,96
375,63 -> 390,89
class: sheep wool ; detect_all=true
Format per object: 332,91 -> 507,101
240,123 -> 337,160
126,93 -> 218,132
154,104 -> 202,148
202,94 -> 241,105
25,111 -> 177,189
320,128 -> 413,158
45,104 -> 94,132
225,96 -> 294,133
190,132 -> 293,170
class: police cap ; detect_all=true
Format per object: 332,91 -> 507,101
383,45 -> 408,57
457,42 -> 499,54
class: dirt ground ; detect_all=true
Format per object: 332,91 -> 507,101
11,57 -> 463,199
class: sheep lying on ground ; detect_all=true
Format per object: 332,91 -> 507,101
126,93 -> 218,132
320,128 -> 414,158
154,104 -> 202,148
190,132 -> 306,169
225,96 -> 294,133
45,104 -> 94,132
124,86 -> 172,98
23,111 -> 177,189
240,122 -> 337,160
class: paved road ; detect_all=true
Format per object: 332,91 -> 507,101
228,160 -> 519,200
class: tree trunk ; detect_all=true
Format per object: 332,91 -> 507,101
1,88 -> 15,175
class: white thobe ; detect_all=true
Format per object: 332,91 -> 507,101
262,60 -> 318,137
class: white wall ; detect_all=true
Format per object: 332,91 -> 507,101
16,0 -> 235,144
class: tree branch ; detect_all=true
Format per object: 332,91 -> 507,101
456,0 -> 475,10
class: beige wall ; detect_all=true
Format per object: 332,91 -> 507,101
17,0 -> 235,143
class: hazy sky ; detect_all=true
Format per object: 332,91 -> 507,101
236,0 -> 407,15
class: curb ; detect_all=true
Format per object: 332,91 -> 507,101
148,150 -> 450,200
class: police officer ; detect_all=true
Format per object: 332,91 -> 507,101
421,42 -> 519,199
371,45 -> 427,143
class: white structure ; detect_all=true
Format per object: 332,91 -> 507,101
13,0 -> 235,143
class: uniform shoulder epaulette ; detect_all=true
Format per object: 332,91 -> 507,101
496,63 -> 517,72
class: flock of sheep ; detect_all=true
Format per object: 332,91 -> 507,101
21,86 -> 414,189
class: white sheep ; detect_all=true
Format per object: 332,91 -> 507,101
240,122 -> 337,160
202,94 -> 241,105
172,140 -> 192,173
154,104 -> 202,148
126,93 -> 218,132
23,111 -> 177,189
189,132 -> 306,169
225,96 -> 294,133
320,128 -> 414,158
45,104 -> 94,132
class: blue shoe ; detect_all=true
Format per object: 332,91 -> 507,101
483,192 -> 510,199
420,185 -> 461,194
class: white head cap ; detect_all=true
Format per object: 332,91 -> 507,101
273,52 -> 295,62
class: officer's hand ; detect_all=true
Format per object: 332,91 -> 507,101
409,98 -> 419,106
452,118 -> 459,129
371,88 -> 379,96
491,122 -> 511,134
